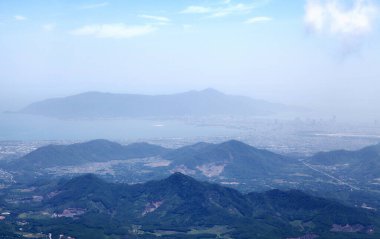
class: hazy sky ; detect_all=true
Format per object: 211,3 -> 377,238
0,0 -> 379,120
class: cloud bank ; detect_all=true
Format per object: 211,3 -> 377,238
245,16 -> 272,24
181,1 -> 259,18
305,0 -> 378,36
305,0 -> 379,56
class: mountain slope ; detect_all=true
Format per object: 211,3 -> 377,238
4,139 -> 170,170
1,139 -> 316,192
17,173 -> 378,239
164,140 -> 299,179
308,143 -> 380,182
20,89 -> 292,118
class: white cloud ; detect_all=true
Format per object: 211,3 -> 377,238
181,6 -> 212,14
14,15 -> 27,21
70,24 -> 156,39
245,16 -> 272,24
181,1 -> 263,18
139,15 -> 170,22
80,2 -> 109,9
305,0 -> 378,36
42,23 -> 56,31
209,3 -> 253,18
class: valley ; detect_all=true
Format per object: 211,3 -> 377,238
0,138 -> 379,239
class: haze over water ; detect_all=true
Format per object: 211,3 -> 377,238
1,0 -> 380,122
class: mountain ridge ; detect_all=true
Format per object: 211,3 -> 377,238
36,173 -> 379,238
308,143 -> 380,182
4,139 -> 170,170
20,89 -> 294,119
164,139 -> 296,179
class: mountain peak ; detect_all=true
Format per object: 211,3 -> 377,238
165,172 -> 199,185
125,142 -> 164,148
220,139 -> 249,146
80,139 -> 120,146
218,140 -> 255,151
79,91 -> 104,96
200,88 -> 224,94
167,172 -> 192,180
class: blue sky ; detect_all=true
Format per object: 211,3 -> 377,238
0,0 -> 379,120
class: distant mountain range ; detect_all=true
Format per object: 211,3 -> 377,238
2,140 -> 308,189
3,138 -> 380,189
19,89 -> 296,118
1,173 -> 377,239
307,143 -> 380,183
163,140 -> 299,179
2,139 -> 380,210
6,139 -> 169,170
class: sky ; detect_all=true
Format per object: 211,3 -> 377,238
0,0 -> 380,121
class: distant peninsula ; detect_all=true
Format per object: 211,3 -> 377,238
20,88 -> 295,119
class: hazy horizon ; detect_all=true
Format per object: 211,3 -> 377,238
1,0 -> 380,121
2,87 -> 380,122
